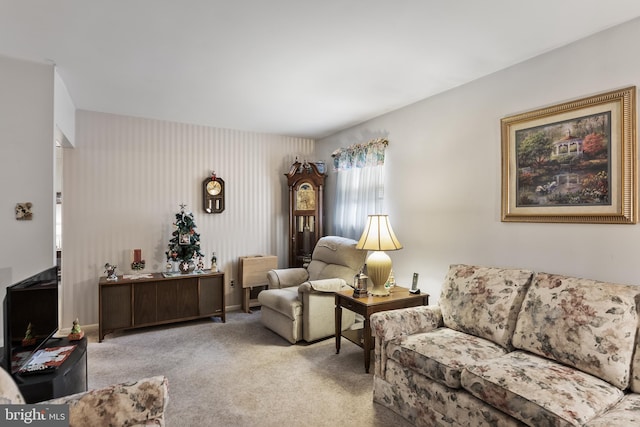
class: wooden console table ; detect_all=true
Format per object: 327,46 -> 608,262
99,270 -> 225,342
335,287 -> 429,373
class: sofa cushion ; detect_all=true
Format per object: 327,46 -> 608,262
307,260 -> 361,284
387,327 -> 509,389
306,236 -> 366,283
44,376 -> 169,427
627,310 -> 640,393
584,394 -> 640,427
257,287 -> 301,320
310,236 -> 365,271
513,272 -> 640,389
461,351 -> 624,427
632,342 -> 640,393
0,366 -> 25,404
439,264 -> 534,350
377,360 -> 525,427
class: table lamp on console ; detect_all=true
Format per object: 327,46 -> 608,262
356,214 -> 403,296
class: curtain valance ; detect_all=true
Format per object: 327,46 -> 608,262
331,138 -> 388,171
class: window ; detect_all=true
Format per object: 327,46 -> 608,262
332,138 -> 388,239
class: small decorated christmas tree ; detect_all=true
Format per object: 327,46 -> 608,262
166,204 -> 204,264
22,322 -> 36,346
68,318 -> 85,341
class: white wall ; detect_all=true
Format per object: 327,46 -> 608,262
0,56 -> 55,348
0,55 -> 55,286
54,69 -> 75,147
317,18 -> 640,303
62,110 -> 313,327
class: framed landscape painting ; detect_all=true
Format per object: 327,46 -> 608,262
501,86 -> 636,224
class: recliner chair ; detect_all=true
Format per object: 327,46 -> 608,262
258,236 -> 367,344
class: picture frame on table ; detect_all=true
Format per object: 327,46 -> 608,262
501,86 -> 636,224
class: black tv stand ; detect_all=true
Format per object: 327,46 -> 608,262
15,336 -> 87,403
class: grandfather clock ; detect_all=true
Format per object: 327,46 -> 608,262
286,160 -> 326,268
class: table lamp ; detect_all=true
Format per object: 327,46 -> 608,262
356,214 -> 403,296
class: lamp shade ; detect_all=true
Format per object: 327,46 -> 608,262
356,215 -> 402,296
356,215 -> 403,251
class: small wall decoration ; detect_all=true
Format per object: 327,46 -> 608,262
203,171 -> 225,214
501,86 -> 636,224
15,203 -> 33,220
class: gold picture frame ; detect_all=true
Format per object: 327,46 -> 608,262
501,86 -> 636,224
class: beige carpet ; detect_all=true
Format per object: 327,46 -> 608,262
86,310 -> 412,427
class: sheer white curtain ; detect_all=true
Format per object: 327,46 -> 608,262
332,139 -> 388,240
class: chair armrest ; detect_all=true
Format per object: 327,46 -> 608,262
370,306 -> 443,378
267,268 -> 309,289
298,278 -> 348,293
41,375 -> 169,427
299,279 -> 355,341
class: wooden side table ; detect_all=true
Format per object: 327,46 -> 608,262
238,255 -> 277,313
335,287 -> 429,373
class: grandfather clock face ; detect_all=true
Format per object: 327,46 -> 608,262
296,183 -> 316,210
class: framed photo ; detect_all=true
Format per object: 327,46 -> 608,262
501,86 -> 636,224
179,233 -> 191,245
15,202 -> 33,220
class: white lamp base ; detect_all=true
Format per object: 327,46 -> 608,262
366,251 -> 392,296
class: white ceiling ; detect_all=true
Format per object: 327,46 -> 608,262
2,1 -> 640,139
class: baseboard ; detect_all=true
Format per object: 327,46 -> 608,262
56,305 -> 244,336
56,323 -> 98,336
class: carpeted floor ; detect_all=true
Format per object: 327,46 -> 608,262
86,310 -> 412,427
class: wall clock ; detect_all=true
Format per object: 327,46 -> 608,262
203,173 -> 225,214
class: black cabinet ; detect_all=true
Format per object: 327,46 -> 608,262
15,337 -> 87,403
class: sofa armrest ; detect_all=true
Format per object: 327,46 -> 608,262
371,305 -> 443,342
41,375 -> 169,427
370,306 -> 443,377
267,268 -> 309,289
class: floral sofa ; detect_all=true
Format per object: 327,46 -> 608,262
370,264 -> 640,426
0,367 -> 169,426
